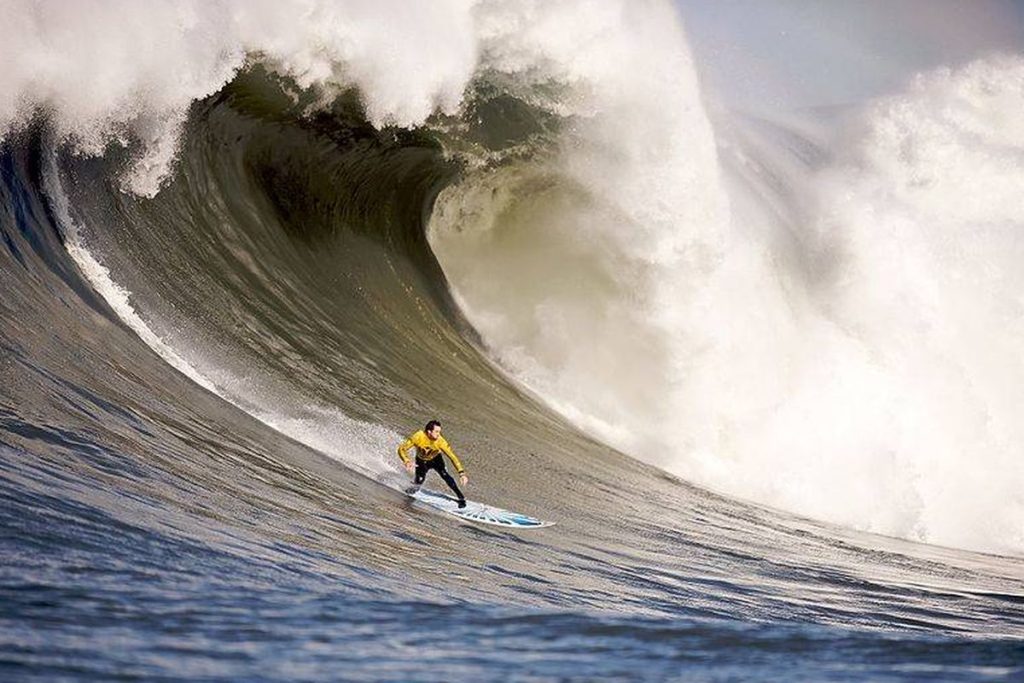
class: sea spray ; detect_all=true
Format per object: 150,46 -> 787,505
0,0 -> 479,195
432,53 -> 1024,555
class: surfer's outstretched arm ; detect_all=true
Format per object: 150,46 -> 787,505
397,435 -> 416,472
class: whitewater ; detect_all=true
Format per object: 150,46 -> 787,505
2,1 -> 1023,680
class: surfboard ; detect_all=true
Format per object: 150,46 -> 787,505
408,488 -> 554,529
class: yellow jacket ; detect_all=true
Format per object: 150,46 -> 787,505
397,430 -> 466,474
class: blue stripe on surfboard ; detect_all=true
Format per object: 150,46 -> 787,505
409,489 -> 554,528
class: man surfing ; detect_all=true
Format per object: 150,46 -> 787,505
397,420 -> 469,508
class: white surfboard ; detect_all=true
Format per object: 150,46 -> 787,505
408,488 -> 554,529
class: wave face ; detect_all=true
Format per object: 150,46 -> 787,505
2,1 -> 1024,680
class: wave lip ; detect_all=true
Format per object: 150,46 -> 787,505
0,0 -> 481,195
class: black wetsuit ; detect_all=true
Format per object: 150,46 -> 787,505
415,455 -> 465,503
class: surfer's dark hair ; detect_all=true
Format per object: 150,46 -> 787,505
425,419 -> 441,432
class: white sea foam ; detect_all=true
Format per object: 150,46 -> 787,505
2,0 -> 479,196
435,51 -> 1024,556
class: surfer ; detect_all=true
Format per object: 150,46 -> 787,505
398,420 -> 469,508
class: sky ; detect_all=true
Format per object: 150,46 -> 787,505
674,0 -> 1024,112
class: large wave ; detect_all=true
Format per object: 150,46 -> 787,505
4,0 -> 1023,557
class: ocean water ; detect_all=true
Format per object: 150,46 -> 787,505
2,1 -> 1023,680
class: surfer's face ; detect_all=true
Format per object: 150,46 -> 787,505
427,426 -> 441,440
